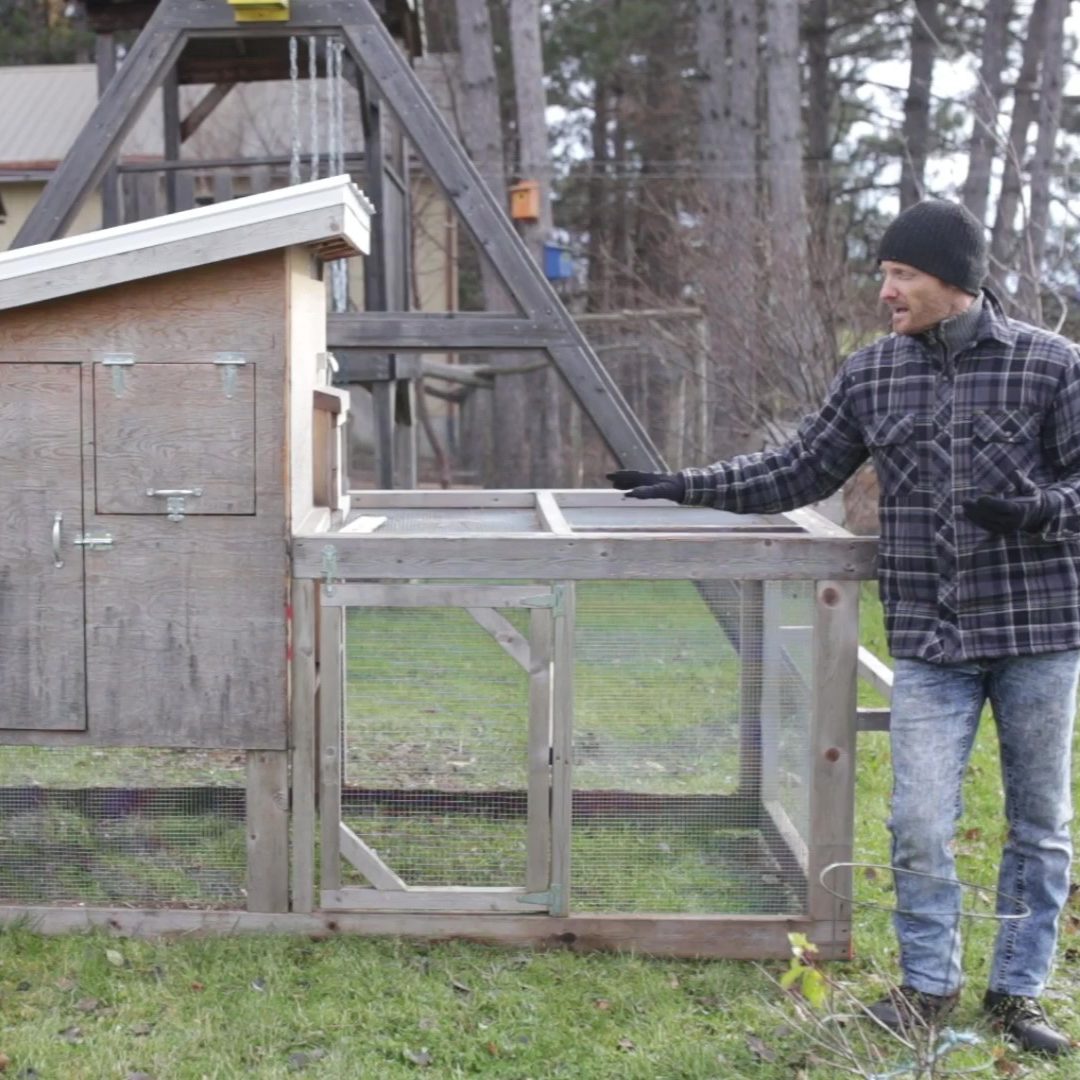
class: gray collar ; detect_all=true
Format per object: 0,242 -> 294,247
924,293 -> 984,358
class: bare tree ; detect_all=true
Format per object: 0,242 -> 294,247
899,0 -> 938,209
765,0 -> 824,361
990,0 -> 1045,295
961,0 -> 1013,225
1017,0 -> 1068,322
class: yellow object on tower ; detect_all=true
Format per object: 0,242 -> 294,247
509,180 -> 541,223
226,0 -> 290,22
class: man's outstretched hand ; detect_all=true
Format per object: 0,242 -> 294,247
962,471 -> 1054,535
607,469 -> 686,502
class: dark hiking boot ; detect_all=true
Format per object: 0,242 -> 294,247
983,992 -> 1075,1056
866,985 -> 959,1032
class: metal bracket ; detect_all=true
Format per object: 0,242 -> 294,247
521,585 -> 566,618
214,352 -> 247,398
73,531 -> 114,550
147,487 -> 203,522
102,353 -> 135,397
518,883 -> 565,914
322,545 -> 340,597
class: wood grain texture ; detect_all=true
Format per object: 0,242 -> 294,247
83,523 -> 288,748
290,579 -> 317,913
0,904 -> 852,960
93,362 -> 256,515
295,534 -> 879,582
0,364 -> 86,731
247,749 -> 290,913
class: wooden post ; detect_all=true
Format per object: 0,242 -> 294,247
246,750 -> 290,913
319,601 -> 345,892
737,579 -> 765,805
290,579 -> 317,913
806,580 -> 859,942
162,64 -> 180,213
96,34 -> 120,229
550,583 -> 575,917
526,605 -> 553,893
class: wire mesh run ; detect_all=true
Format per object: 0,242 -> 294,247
339,579 -> 815,917
343,605 -> 532,889
570,580 -> 812,915
0,748 -> 247,908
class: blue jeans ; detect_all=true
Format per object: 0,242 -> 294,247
889,651 -> 1078,998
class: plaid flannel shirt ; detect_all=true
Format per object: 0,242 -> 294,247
681,290 -> 1080,662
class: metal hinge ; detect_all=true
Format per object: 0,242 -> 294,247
102,353 -> 135,397
518,883 -> 565,915
321,544 -> 340,597
215,352 -> 247,398
520,585 -> 566,618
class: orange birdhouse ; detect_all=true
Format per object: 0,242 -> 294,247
509,180 -> 541,222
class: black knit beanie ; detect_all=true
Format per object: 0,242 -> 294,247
877,199 -> 988,295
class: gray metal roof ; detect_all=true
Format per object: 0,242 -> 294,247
0,58 -> 455,170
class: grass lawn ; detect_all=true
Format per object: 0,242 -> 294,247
0,584 -> 1078,1077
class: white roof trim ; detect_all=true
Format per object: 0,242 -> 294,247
0,175 -> 373,312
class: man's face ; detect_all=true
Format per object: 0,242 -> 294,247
878,261 -> 971,335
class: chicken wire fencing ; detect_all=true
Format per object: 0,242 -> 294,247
0,748 -> 248,908
341,578 -> 815,917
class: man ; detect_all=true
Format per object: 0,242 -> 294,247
609,199 -> 1078,1056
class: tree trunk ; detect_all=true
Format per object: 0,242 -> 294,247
899,0 -> 938,209
961,0 -> 1012,225
452,0 -> 526,487
1017,0 -> 1067,323
586,77 -> 611,313
765,0 -> 822,364
804,0 -> 831,250
989,0 -> 1045,298
508,0 -> 562,487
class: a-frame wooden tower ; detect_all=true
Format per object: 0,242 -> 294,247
14,0 -> 661,473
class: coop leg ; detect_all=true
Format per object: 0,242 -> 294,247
290,578 -> 318,913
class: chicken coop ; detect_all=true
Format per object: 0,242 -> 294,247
0,174 -> 877,959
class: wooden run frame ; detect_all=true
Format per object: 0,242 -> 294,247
13,0 -> 660,473
0,492 -> 877,959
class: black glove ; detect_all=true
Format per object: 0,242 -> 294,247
962,471 -> 1054,535
606,469 -> 686,502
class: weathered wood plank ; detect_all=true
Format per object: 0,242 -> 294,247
319,583 -> 552,609
806,580 -> 859,932
465,607 -> 531,672
319,604 -> 344,891
536,491 -> 572,534
0,905 -> 852,960
0,363 -> 86,732
290,579 -> 317,913
327,313 -> 574,351
737,581 -> 765,801
857,646 -> 894,702
322,887 -> 543,912
247,750 -> 290,913
339,823 -> 407,891
294,534 -> 879,582
93,361 -> 255,514
550,584 -> 574,918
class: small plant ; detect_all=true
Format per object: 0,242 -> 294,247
762,934 -> 997,1079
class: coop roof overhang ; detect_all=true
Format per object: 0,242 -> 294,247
0,175 -> 372,312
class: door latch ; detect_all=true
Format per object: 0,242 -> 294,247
73,532 -> 114,550
147,487 -> 203,522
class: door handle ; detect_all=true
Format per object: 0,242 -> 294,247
52,512 -> 63,568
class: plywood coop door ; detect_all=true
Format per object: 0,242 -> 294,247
0,363 -> 87,731
318,584 -> 572,916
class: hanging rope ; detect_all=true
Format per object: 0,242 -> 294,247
327,37 -> 349,312
308,36 -> 320,181
288,36 -> 301,186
